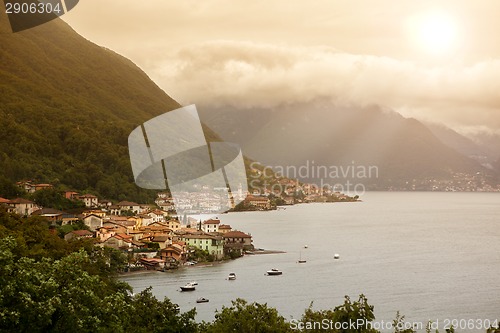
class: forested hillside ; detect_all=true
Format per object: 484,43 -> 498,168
0,12 -> 199,202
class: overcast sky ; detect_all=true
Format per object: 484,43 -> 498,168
63,0 -> 500,134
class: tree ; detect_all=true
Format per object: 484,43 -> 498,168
0,175 -> 25,198
0,210 -> 70,260
487,326 -> 500,333
393,312 -> 417,333
0,237 -> 199,333
203,298 -> 292,333
299,295 -> 378,333
0,238 -> 127,332
126,288 -> 198,333
29,188 -> 84,211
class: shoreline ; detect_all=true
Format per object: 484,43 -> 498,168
230,199 -> 362,214
251,249 -> 286,255
118,248 -> 286,276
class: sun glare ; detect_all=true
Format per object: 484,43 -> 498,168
410,12 -> 458,56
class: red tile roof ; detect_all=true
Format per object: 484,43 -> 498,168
8,198 -> 34,204
162,245 -> 183,255
70,230 -> 93,237
151,236 -> 171,242
115,233 -> 133,239
79,194 -> 97,198
203,219 -> 220,225
223,231 -> 252,239
182,233 -> 218,240
32,208 -> 66,215
117,201 -> 140,206
150,209 -> 166,215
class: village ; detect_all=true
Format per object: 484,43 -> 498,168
0,179 -> 358,271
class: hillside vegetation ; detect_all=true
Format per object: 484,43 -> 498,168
0,12 -> 218,202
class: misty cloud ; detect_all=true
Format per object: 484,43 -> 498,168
152,41 -> 500,133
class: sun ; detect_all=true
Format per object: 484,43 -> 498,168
410,11 -> 458,55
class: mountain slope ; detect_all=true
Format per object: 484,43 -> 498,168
465,131 -> 500,162
0,12 -> 208,201
425,122 -> 497,169
198,100 -> 496,189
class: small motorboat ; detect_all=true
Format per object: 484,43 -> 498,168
334,254 -> 340,259
196,297 -> 209,303
304,245 -> 308,249
180,283 -> 196,291
228,273 -> 236,280
266,268 -> 283,276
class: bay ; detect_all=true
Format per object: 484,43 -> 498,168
120,192 -> 500,331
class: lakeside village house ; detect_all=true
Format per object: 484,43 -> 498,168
0,179 -> 352,269
0,184 -> 260,271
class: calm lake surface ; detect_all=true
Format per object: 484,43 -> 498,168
120,192 -> 500,331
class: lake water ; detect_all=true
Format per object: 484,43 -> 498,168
120,192 -> 500,332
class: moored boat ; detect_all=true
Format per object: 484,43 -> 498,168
180,283 -> 196,291
266,268 -> 283,276
228,272 -> 236,280
196,297 -> 209,303
334,254 -> 340,259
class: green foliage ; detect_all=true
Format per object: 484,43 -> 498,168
146,242 -> 160,250
325,194 -> 359,203
56,220 -> 90,238
0,175 -> 25,198
203,298 -> 292,333
299,295 -> 378,333
0,238 -> 197,333
487,325 -> 500,333
227,249 -> 242,260
0,209 -> 126,277
0,208 -> 70,260
393,312 -> 417,333
119,209 -> 136,217
189,246 -> 215,263
0,238 -> 123,332
29,188 -> 85,210
271,196 -> 285,206
127,287 -> 198,333
85,246 -> 129,287
0,17 -> 184,203
231,200 -> 258,212
57,223 -> 77,237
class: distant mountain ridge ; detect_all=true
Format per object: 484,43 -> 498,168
198,100 -> 499,190
425,122 -> 499,170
